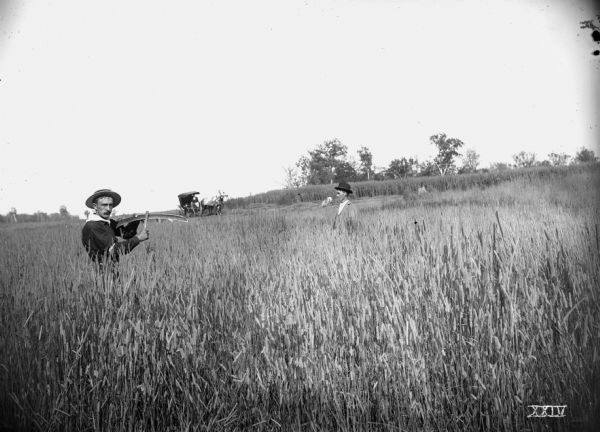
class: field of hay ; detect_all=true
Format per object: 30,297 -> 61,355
1,168 -> 599,431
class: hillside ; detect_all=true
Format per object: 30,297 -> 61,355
226,163 -> 600,212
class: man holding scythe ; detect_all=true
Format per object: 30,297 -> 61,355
81,189 -> 149,269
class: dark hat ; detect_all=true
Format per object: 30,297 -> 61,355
85,189 -> 121,209
334,182 -> 353,194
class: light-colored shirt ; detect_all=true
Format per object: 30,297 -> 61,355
86,212 -> 110,224
333,199 -> 358,229
337,199 -> 350,216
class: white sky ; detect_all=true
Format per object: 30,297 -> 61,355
1,0 -> 598,216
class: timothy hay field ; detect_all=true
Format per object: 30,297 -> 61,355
1,168 -> 599,431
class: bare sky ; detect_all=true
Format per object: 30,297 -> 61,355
1,0 -> 598,216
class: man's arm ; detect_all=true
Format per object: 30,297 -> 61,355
115,220 -> 141,239
110,220 -> 148,256
111,236 -> 141,255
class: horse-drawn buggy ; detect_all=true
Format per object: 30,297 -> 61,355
178,191 -> 201,217
178,191 -> 228,217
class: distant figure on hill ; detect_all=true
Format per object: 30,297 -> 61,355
9,207 -> 17,223
417,185 -> 428,195
332,182 -> 358,230
81,189 -> 149,270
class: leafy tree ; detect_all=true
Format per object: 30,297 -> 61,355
59,205 -> 70,218
293,138 -> 351,185
372,166 -> 387,181
547,152 -> 571,166
386,157 -> 418,179
489,162 -> 511,171
430,133 -> 464,176
512,151 -> 537,168
307,138 -> 348,184
283,166 -> 305,189
295,155 -> 311,185
334,160 -> 359,182
36,211 -> 49,222
573,147 -> 597,163
418,159 -> 439,177
304,150 -> 329,184
357,146 -> 374,180
459,149 -> 480,174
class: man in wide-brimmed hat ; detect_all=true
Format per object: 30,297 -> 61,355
82,189 -> 149,268
332,182 -> 358,229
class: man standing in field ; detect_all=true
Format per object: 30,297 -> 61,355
81,189 -> 149,269
332,182 -> 358,230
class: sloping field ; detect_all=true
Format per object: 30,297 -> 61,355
226,164 -> 597,208
1,168 -> 599,431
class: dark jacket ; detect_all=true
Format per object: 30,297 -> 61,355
81,218 -> 140,264
333,200 -> 358,229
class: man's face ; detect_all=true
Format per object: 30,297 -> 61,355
93,196 -> 114,220
336,190 -> 348,201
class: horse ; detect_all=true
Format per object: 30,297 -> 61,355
201,191 -> 228,216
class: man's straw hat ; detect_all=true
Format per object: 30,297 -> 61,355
85,189 -> 122,209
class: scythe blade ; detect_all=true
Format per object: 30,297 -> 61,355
115,212 -> 188,229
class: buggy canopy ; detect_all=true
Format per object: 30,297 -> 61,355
178,191 -> 200,206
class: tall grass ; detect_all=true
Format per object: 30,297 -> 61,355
1,171 -> 599,431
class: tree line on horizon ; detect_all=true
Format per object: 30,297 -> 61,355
283,133 -> 598,188
0,205 -> 80,224
2,134 -> 597,223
